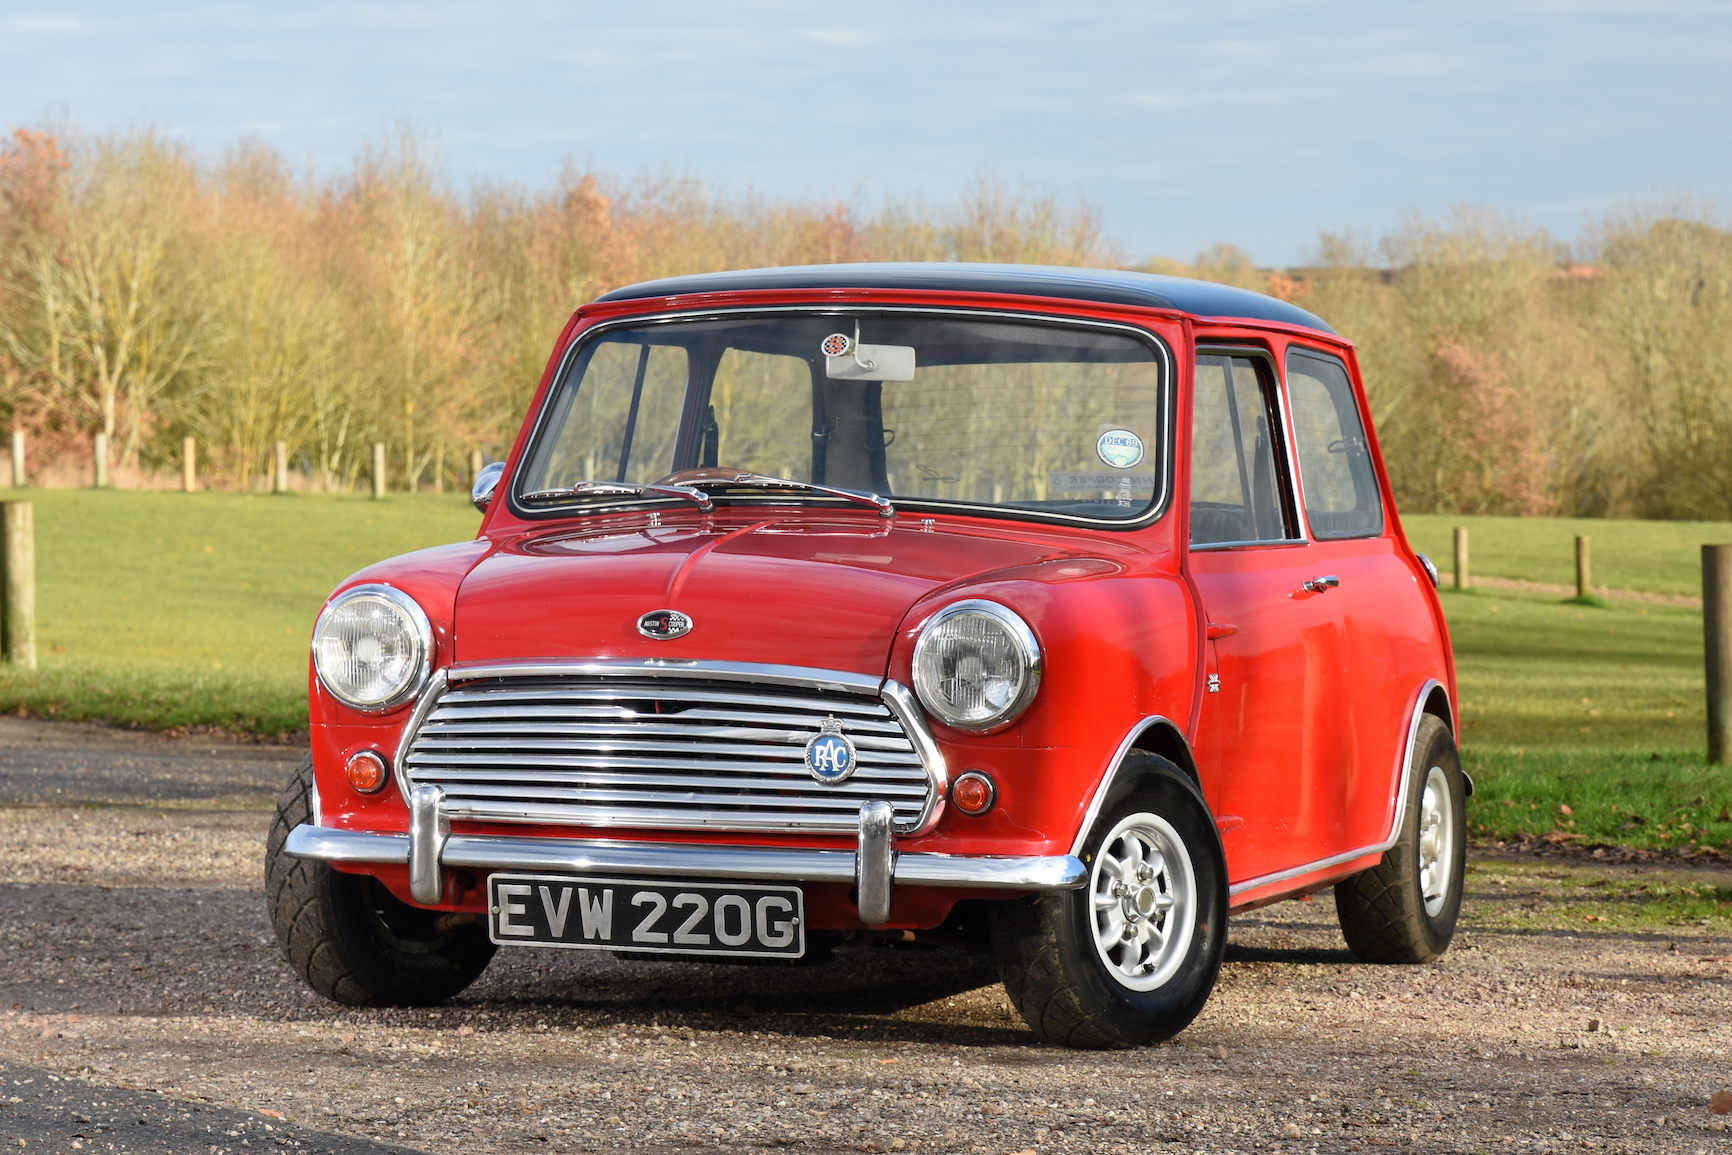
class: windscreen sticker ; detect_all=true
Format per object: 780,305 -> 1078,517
1096,429 -> 1145,469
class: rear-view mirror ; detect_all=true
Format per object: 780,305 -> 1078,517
821,331 -> 916,381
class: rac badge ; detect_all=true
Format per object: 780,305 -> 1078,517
804,717 -> 858,785
636,609 -> 693,640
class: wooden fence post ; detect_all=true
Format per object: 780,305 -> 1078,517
274,440 -> 289,494
93,432 -> 109,488
433,444 -> 445,494
371,442 -> 386,500
1707,544 -> 1732,765
470,449 -> 484,485
182,437 -> 196,492
9,431 -> 22,489
1576,535 -> 1591,599
1,502 -> 34,670
1453,526 -> 1469,590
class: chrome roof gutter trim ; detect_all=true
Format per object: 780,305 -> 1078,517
283,824 -> 1084,893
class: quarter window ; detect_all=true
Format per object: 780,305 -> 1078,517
525,340 -> 690,489
1190,354 -> 1292,545
1286,350 -> 1383,539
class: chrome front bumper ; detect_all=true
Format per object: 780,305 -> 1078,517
283,785 -> 1086,924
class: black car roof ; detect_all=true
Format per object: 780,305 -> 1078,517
595,262 -> 1336,335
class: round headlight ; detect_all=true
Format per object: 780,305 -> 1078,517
312,584 -> 433,711
912,600 -> 1041,731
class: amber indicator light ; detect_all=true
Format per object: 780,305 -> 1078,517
951,771 -> 997,816
346,750 -> 389,794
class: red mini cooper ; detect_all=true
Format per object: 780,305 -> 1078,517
268,263 -> 1465,1048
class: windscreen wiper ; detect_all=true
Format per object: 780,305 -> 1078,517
521,480 -> 715,511
702,473 -> 895,519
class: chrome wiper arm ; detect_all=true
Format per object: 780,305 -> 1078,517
712,473 -> 895,519
522,480 -> 714,512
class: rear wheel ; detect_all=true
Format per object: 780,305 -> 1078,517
265,756 -> 496,1006
989,755 -> 1227,1048
1334,714 -> 1466,963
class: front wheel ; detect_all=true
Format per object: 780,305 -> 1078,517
265,756 -> 496,1006
989,755 -> 1228,1048
1334,713 -> 1466,963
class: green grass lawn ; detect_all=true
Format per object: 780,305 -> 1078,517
0,489 -> 482,732
1401,511 -> 1729,854
1402,512 -> 1732,598
1445,580 -> 1728,853
1,495 -> 1726,856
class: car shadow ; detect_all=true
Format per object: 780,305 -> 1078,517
468,939 -> 1038,1047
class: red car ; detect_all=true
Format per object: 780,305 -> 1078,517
268,263 -> 1465,1048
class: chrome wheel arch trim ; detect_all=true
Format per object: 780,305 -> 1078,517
1067,715 -> 1195,858
389,658 -> 949,837
1226,677 -> 1451,900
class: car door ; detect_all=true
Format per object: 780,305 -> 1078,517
1283,346 -> 1418,852
1186,350 -> 1351,886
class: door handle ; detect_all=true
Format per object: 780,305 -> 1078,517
1301,575 -> 1340,593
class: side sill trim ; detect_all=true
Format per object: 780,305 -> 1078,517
283,825 -> 1085,892
1228,844 -> 1383,898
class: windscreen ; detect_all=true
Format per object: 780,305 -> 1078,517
518,314 -> 1169,521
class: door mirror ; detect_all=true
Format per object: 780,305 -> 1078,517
471,460 -> 506,512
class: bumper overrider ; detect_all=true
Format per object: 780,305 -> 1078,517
284,790 -> 1085,924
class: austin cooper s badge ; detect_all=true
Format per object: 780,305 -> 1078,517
636,609 -> 693,639
804,717 -> 858,785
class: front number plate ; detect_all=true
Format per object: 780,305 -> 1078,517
486,874 -> 805,959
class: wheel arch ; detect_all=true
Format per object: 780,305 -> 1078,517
1422,682 -> 1454,734
1068,716 -> 1202,858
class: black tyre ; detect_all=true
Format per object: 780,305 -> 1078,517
1334,714 -> 1466,963
989,755 -> 1228,1049
265,756 -> 496,1006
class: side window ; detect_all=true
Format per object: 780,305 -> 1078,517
1190,354 -> 1292,545
1286,350 -> 1383,539
525,340 -> 690,489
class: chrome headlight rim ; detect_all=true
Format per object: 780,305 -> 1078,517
911,598 -> 1043,733
311,583 -> 434,713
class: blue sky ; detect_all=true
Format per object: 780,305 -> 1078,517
1,1 -> 1726,266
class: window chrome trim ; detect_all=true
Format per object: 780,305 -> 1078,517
1187,538 -> 1312,552
1225,678 -> 1448,900
1068,715 -> 1193,857
393,658 -> 950,837
508,304 -> 1177,532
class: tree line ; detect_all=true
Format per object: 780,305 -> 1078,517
1,126 -> 1727,518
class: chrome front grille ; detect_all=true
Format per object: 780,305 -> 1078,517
400,672 -> 935,834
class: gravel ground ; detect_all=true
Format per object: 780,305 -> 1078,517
0,715 -> 302,807
4,727 -> 1732,1154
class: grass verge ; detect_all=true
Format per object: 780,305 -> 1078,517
0,488 -> 481,732
1464,859 -> 1732,932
